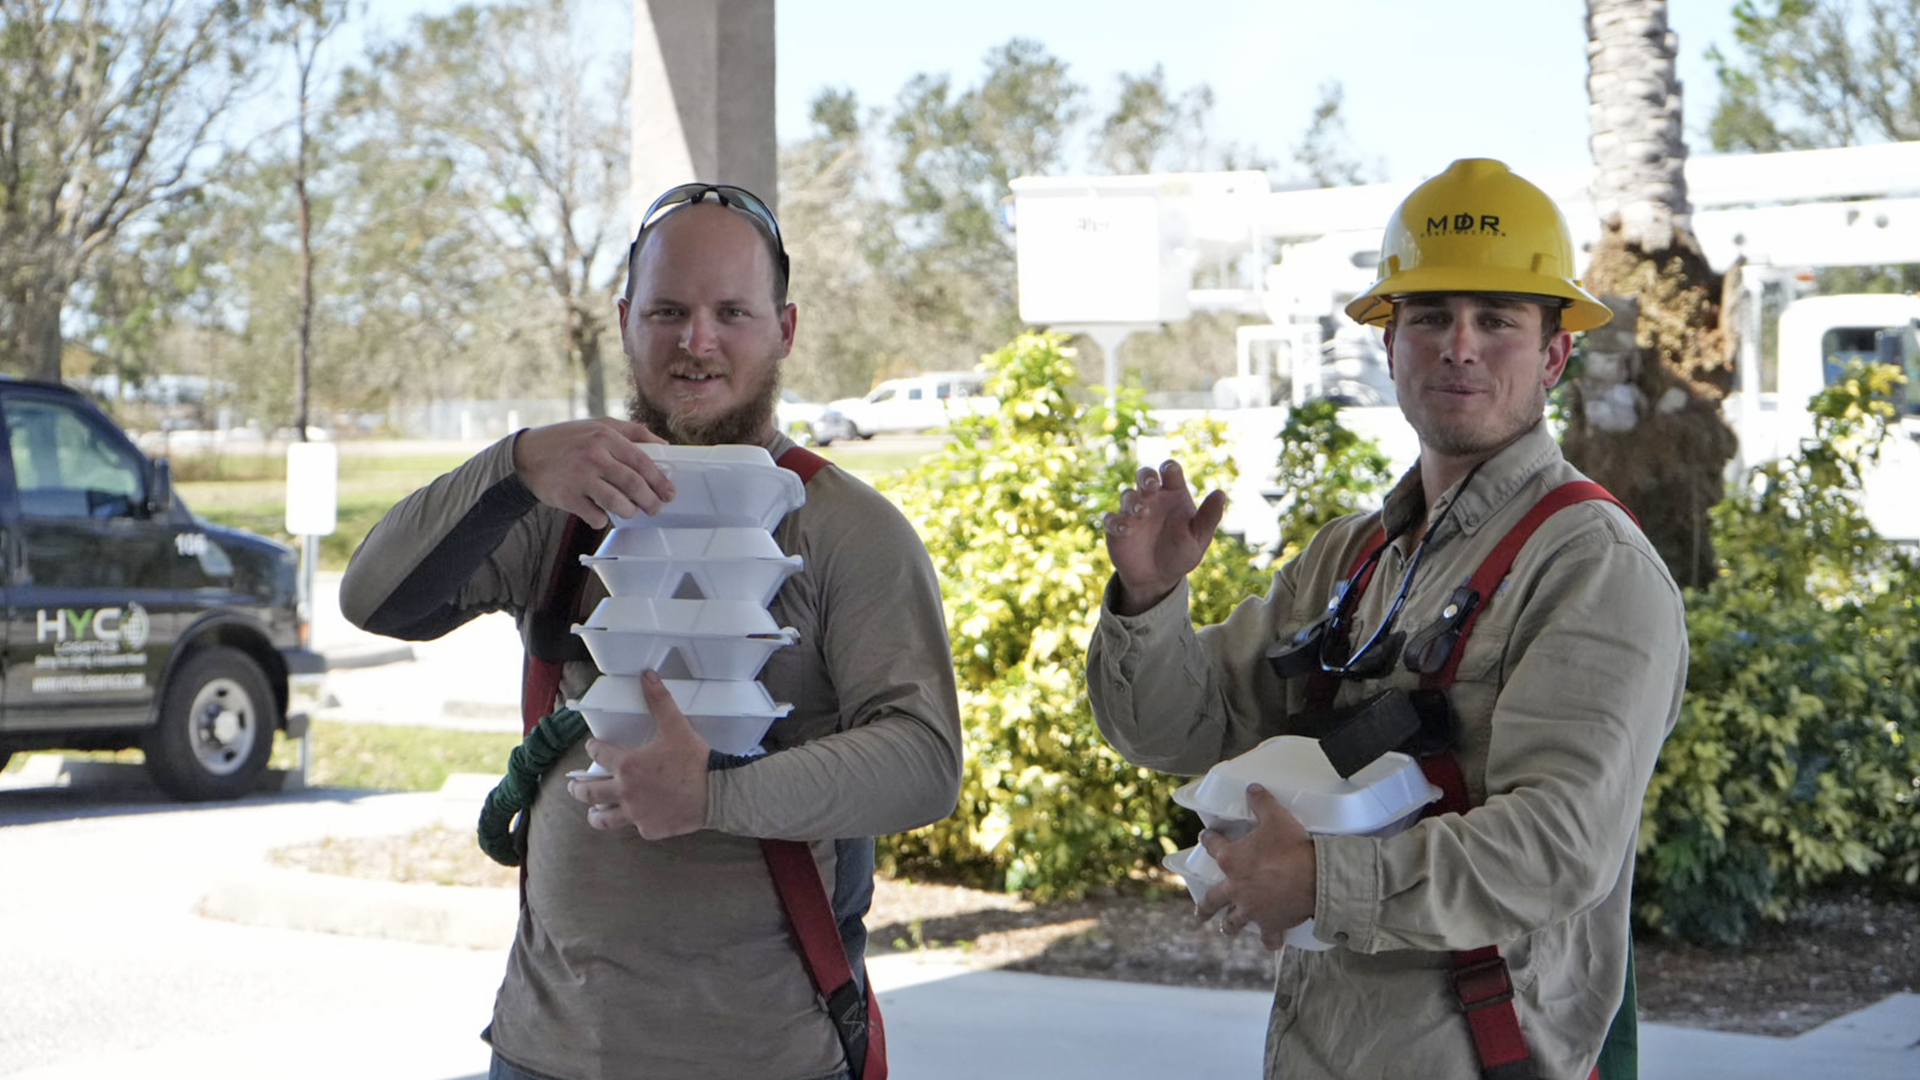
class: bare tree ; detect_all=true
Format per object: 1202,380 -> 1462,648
1565,0 -> 1740,588
347,0 -> 630,416
1288,81 -> 1377,187
275,0 -> 347,440
1090,65 -> 1214,176
0,0 -> 272,380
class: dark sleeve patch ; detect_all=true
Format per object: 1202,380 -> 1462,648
360,475 -> 540,638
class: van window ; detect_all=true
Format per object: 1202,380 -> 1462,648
1822,325 -> 1920,417
5,398 -> 144,519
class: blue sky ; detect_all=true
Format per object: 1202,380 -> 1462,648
369,1 -> 1738,189
774,0 -> 1737,186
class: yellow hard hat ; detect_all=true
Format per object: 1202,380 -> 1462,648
1343,158 -> 1612,332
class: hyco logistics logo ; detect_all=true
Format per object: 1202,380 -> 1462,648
31,602 -> 152,693
1424,212 -> 1504,237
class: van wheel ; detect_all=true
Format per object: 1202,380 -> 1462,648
143,646 -> 277,801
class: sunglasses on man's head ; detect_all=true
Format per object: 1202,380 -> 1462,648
631,182 -> 789,282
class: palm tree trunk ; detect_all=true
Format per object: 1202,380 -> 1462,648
1567,0 -> 1739,588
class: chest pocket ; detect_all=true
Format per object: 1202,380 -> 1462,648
1444,572 -> 1517,688
1432,575 -> 1516,773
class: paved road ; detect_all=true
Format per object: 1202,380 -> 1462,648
0,783 -> 505,1078
2,571 -> 1916,1079
4,772 -> 1917,1080
0,777 -> 1275,1080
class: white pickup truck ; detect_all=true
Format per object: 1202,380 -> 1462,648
1147,292 -> 1920,552
810,371 -> 997,445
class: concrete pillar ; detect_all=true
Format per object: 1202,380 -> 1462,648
630,0 -> 778,226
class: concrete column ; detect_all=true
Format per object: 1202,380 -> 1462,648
629,0 -> 778,227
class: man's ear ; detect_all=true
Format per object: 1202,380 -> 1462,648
778,302 -> 798,357
1542,329 -> 1573,388
1382,324 -> 1397,379
612,296 -> 632,350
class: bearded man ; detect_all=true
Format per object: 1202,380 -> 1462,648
341,183 -> 962,1080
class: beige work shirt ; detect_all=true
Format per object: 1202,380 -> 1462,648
1088,421 -> 1686,1080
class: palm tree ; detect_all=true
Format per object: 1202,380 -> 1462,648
1564,0 -> 1740,588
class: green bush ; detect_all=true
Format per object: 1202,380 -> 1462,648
1267,397 -> 1394,564
878,331 -> 1387,898
1639,362 -> 1920,943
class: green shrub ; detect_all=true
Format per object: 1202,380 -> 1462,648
878,331 -> 1388,898
1267,397 -> 1394,564
1640,362 -> 1920,943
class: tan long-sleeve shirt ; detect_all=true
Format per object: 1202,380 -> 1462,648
341,430 -> 963,1080
1088,421 -> 1686,1080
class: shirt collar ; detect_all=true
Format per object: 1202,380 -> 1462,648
1380,420 -> 1562,547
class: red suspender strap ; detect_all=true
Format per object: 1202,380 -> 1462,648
776,444 -> 831,483
1410,479 -> 1626,1080
522,514 -> 600,734
1419,481 -> 1627,695
762,837 -> 887,1079
1449,942 -> 1535,1080
521,652 -> 565,736
761,444 -> 885,1079
1346,526 -> 1390,583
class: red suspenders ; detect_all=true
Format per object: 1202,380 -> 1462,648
520,444 -> 886,1080
1312,481 -> 1626,1080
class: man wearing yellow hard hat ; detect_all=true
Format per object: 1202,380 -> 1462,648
1088,159 -> 1685,1079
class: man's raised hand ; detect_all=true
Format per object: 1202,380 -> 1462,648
1102,460 -> 1227,616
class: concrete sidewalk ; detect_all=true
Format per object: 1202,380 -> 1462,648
3,772 -> 1913,1080
19,572 -> 1899,1080
305,570 -> 523,732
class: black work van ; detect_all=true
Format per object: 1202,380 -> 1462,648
0,377 -> 322,800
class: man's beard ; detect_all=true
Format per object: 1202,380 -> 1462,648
625,362 -> 782,446
1406,379 -> 1549,459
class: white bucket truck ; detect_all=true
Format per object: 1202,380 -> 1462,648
1012,144 -> 1920,550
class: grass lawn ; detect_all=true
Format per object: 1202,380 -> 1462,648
268,721 -> 523,791
8,720 -> 522,792
170,438 -> 936,571
175,450 -> 485,570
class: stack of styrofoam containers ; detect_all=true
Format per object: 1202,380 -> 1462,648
1162,734 -> 1441,949
566,445 -> 808,768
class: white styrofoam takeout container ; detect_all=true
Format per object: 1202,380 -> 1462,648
1165,734 -> 1441,950
1172,735 -> 1440,834
593,525 -> 789,560
608,444 -> 805,531
571,675 -> 792,757
571,597 -> 799,680
583,527 -> 804,605
1162,843 -> 1340,951
1162,845 -> 1224,905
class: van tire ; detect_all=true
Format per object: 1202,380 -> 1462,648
143,646 -> 278,801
